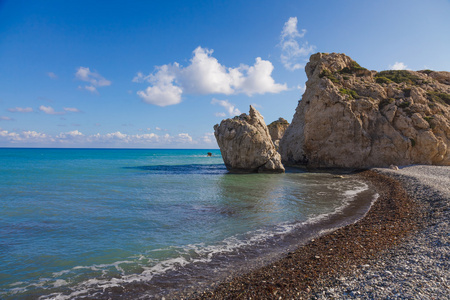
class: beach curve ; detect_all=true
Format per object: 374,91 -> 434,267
190,165 -> 449,299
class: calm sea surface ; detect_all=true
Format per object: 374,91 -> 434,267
0,148 -> 376,299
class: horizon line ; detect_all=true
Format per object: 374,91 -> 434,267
0,147 -> 221,150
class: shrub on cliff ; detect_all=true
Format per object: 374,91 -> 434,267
375,76 -> 393,84
376,70 -> 421,85
319,69 -> 339,83
339,61 -> 367,75
379,98 -> 395,109
339,88 -> 360,99
427,91 -> 450,105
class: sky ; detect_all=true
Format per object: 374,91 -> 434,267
0,0 -> 449,148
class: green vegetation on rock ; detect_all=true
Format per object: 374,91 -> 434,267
339,88 -> 359,99
376,70 -> 421,85
423,116 -> 436,129
319,69 -> 339,83
419,69 -> 433,75
403,88 -> 411,97
375,76 -> 393,84
379,98 -> 395,109
339,61 -> 367,75
398,101 -> 411,108
410,138 -> 416,147
427,91 -> 450,105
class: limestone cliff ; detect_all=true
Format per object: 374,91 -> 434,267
279,52 -> 450,168
214,106 -> 285,173
267,118 -> 290,150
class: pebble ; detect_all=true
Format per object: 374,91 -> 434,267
318,166 -> 449,299
191,166 -> 449,300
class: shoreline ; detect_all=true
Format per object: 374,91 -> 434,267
189,166 -> 448,299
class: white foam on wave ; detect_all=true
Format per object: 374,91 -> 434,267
16,179 -> 377,300
285,180 -> 378,235
316,182 -> 379,236
52,280 -> 68,288
34,223 -> 308,299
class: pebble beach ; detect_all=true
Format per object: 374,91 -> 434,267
190,165 -> 449,299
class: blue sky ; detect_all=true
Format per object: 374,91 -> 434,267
1,0 -> 449,148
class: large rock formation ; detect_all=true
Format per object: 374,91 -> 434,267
267,118 -> 290,150
279,52 -> 450,168
214,106 -> 285,173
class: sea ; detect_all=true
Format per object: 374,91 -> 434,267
0,148 -> 377,299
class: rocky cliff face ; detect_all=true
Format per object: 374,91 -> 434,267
279,52 -> 450,168
214,106 -> 285,173
267,118 -> 290,150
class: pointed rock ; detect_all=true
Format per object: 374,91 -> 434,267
214,106 -> 285,173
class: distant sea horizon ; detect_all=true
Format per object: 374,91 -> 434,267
0,147 -> 221,150
0,148 -> 376,299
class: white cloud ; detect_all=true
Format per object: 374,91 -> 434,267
0,116 -> 13,121
105,131 -> 128,140
137,81 -> 183,106
83,85 -> 98,93
134,46 -> 287,106
201,132 -> 215,144
56,130 -> 85,143
22,131 -> 49,140
39,105 -> 65,115
0,129 -> 21,141
176,133 -> 193,143
297,84 -> 306,92
237,57 -> 287,95
215,112 -> 226,117
39,106 -> 80,115
8,107 -> 33,113
89,131 -> 193,145
135,64 -> 183,106
211,98 -> 241,116
75,67 -> 111,93
135,133 -> 159,140
63,107 -> 81,113
132,72 -> 146,83
0,129 -> 206,147
0,129 -> 53,144
57,130 -> 84,139
279,17 -> 316,71
389,62 -> 408,70
89,131 -> 163,145
47,72 -> 58,79
281,17 -> 306,39
178,47 -> 235,95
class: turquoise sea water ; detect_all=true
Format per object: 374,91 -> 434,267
0,148 -> 375,299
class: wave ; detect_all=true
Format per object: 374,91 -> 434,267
2,180 -> 377,300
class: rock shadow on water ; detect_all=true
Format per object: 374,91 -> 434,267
123,164 -> 228,175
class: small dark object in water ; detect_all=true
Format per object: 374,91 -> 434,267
207,152 -> 212,157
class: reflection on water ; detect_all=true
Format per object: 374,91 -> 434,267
215,173 -> 285,222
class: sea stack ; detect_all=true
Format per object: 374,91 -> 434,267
279,52 -> 450,168
267,117 -> 290,151
214,105 -> 285,173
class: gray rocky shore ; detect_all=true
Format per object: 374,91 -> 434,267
315,165 -> 449,299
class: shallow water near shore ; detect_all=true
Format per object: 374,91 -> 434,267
0,148 -> 376,299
